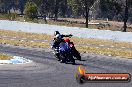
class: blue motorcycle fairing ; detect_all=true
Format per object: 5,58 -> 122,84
59,42 -> 71,53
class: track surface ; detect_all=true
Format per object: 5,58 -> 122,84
0,44 -> 132,87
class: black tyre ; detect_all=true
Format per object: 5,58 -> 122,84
76,54 -> 81,61
68,53 -> 75,65
72,48 -> 81,61
55,53 -> 60,60
73,52 -> 81,61
72,58 -> 75,65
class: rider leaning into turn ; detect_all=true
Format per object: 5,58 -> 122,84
51,31 -> 72,61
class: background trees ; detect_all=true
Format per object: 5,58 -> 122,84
0,0 -> 131,30
24,1 -> 38,19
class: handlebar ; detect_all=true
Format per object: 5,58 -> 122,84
69,34 -> 73,38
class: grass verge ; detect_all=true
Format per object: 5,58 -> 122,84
0,30 -> 51,40
0,38 -> 132,58
0,29 -> 132,48
0,29 -> 132,58
0,38 -> 50,48
76,46 -> 132,58
0,53 -> 11,60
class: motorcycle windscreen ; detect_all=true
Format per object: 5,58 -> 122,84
59,42 -> 71,52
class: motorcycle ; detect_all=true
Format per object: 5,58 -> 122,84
51,41 -> 75,65
64,38 -> 81,61
59,42 -> 75,65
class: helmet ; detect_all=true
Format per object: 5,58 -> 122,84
65,38 -> 70,42
54,31 -> 60,36
56,34 -> 61,39
55,34 -> 62,42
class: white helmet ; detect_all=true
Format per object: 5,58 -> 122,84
56,34 -> 61,39
54,31 -> 60,36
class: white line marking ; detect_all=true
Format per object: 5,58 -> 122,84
121,47 -> 125,48
108,55 -> 112,56
22,38 -> 27,39
7,44 -> 10,46
110,46 -> 114,48
11,39 -> 15,40
20,40 -> 24,42
3,36 -> 7,37
96,47 -> 99,48
30,41 -> 34,42
86,44 -> 90,45
13,37 -> 16,38
100,45 -> 104,47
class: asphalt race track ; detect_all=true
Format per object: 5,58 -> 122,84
0,44 -> 132,87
